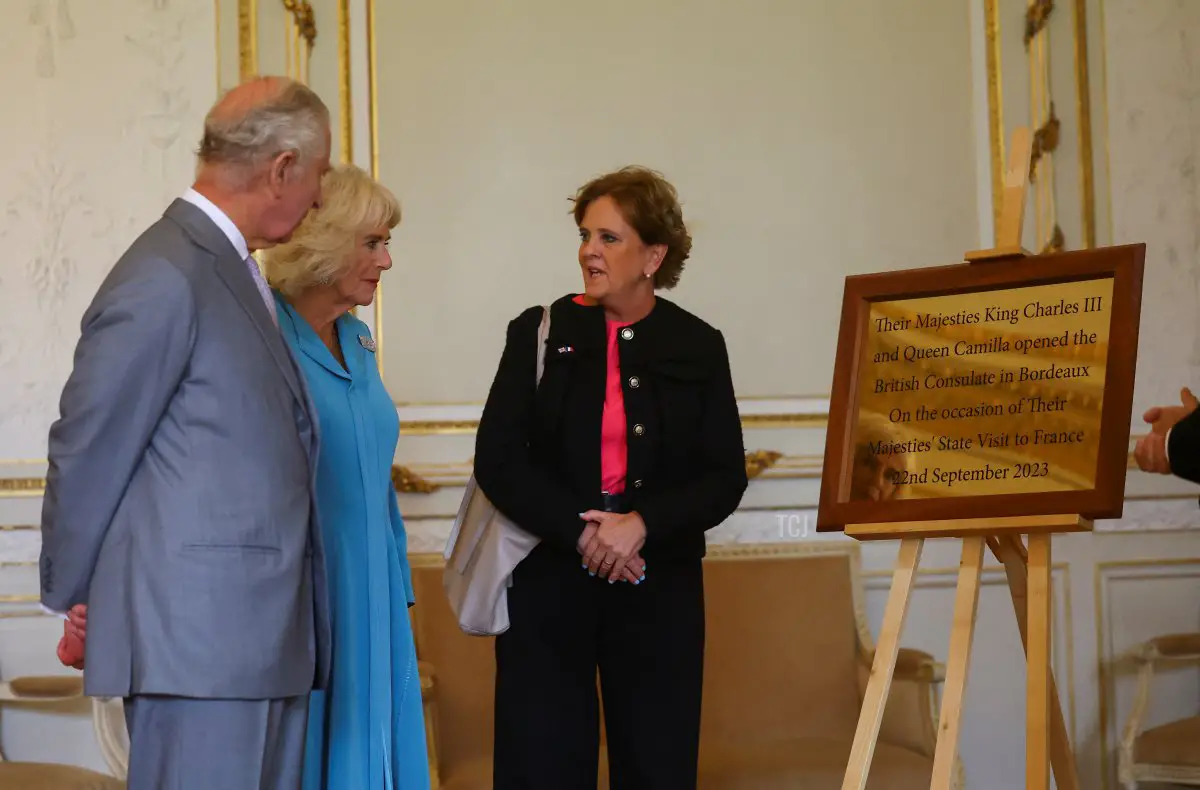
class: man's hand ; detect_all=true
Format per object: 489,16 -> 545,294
579,511 -> 647,581
1135,387 -> 1199,474
56,604 -> 87,671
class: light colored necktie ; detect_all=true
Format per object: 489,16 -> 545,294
245,255 -> 278,327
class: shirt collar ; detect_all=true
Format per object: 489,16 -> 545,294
275,294 -> 355,381
181,188 -> 249,261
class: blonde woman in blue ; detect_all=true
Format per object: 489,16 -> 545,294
262,164 -> 429,789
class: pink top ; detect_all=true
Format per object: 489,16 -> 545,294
575,295 -> 629,494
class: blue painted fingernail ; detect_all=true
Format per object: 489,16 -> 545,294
609,578 -> 616,584
581,564 -> 588,569
640,574 -> 646,581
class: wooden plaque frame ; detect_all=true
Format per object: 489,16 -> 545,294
816,243 -> 1145,533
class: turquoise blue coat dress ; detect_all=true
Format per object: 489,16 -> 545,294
274,293 -> 430,790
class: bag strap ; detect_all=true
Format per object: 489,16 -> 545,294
535,305 -> 550,387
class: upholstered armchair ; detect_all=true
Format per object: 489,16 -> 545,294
1118,632 -> 1200,788
0,674 -> 127,788
410,541 -> 959,790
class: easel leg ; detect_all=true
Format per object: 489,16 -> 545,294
1027,533 -> 1052,790
989,535 -> 1079,790
842,537 -> 924,790
929,536 -> 985,790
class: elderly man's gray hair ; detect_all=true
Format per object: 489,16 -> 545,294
198,77 -> 329,182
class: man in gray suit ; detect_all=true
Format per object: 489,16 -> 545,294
40,75 -> 332,789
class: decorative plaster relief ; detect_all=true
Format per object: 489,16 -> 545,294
0,0 -> 215,459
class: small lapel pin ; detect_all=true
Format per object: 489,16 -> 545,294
557,345 -> 574,354
358,335 -> 376,352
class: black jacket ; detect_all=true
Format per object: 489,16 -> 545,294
474,294 -> 749,562
1169,410 -> 1200,483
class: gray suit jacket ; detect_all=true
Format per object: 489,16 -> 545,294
40,199 -> 331,700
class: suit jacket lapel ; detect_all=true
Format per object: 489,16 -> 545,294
212,252 -> 307,409
163,200 -> 304,404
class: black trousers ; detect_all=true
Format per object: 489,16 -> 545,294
493,542 -> 706,789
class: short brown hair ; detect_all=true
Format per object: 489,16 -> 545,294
571,166 -> 692,290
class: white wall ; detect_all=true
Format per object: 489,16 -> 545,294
2,1 -> 1200,788
373,0 -> 982,404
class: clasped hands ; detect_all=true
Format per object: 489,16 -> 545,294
577,510 -> 647,585
1134,387 -> 1199,475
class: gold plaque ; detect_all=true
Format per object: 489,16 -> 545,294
845,277 -> 1114,503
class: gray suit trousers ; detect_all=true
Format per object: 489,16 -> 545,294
123,695 -> 309,790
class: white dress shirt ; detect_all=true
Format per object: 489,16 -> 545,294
182,188 -> 278,325
182,188 -> 249,260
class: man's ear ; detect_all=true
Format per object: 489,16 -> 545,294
268,150 -> 299,194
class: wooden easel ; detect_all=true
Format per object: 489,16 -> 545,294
839,127 -> 1083,790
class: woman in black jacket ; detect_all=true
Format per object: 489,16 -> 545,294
474,165 -> 749,789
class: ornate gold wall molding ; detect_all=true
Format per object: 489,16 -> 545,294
0,479 -> 44,496
281,0 -> 315,83
238,0 -> 257,81
392,464 -> 439,494
235,1 -> 328,86
985,0 -> 1005,234
1028,0 -> 1060,252
745,450 -> 783,480
1029,100 -> 1061,179
984,0 -> 1098,250
1025,0 -> 1055,46
337,0 -> 352,162
283,1 -> 316,46
1072,0 -> 1097,248
366,0 -> 383,368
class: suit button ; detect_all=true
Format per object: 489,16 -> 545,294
620,327 -> 634,340
633,479 -> 643,488
628,376 -> 640,388
633,423 -> 645,436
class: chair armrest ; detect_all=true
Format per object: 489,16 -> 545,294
0,674 -> 84,705
418,661 -> 441,789
894,647 -> 945,684
858,647 -> 943,760
1139,632 -> 1200,662
1118,632 -> 1200,783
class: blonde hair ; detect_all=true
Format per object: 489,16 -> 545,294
263,164 -> 400,297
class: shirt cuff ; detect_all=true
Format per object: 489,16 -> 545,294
1166,426 -> 1173,464
40,604 -> 67,619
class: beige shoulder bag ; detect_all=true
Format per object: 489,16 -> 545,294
442,306 -> 550,636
